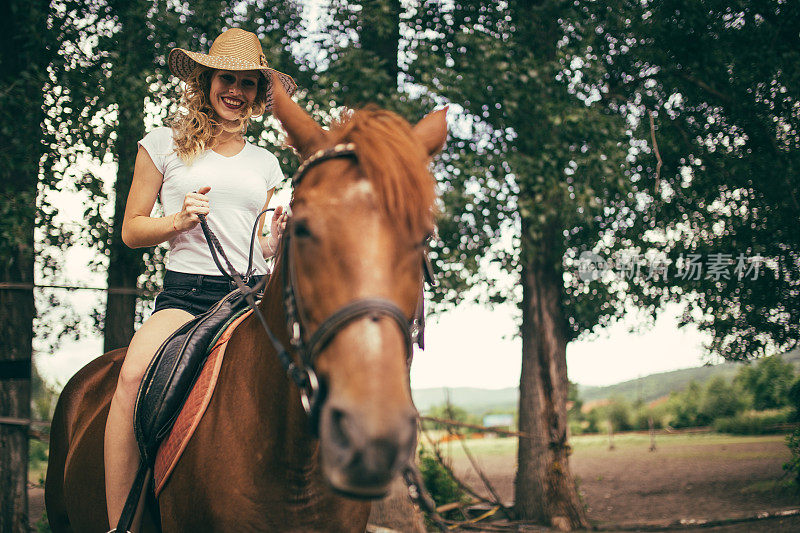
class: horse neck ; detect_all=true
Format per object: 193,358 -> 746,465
249,259 -> 319,469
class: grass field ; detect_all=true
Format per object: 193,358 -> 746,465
426,430 -> 792,457
427,431 -> 799,529
30,431 -> 800,531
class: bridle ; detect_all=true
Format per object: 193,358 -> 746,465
198,142 -> 447,531
200,143 -> 429,427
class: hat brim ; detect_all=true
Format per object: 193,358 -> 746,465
168,48 -> 298,113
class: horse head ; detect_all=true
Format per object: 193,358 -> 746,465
270,73 -> 447,498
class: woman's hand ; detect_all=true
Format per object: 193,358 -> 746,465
173,186 -> 211,232
265,205 -> 287,257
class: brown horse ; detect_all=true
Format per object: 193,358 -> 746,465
45,77 -> 448,532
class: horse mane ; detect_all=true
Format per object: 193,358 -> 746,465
322,106 -> 438,239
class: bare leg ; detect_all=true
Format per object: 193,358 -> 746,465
104,308 -> 194,529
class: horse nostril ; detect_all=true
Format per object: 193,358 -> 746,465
364,439 -> 399,474
329,407 -> 350,449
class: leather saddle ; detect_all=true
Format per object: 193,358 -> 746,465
133,287 -> 253,466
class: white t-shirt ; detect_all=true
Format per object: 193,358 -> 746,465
138,126 -> 283,276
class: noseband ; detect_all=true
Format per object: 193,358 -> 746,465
200,143 -> 426,427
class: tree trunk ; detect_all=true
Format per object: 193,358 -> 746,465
0,1 -> 48,530
103,109 -> 145,351
0,243 -> 35,533
102,5 -> 149,352
513,238 -> 588,530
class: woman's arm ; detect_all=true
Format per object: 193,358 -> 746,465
258,190 -> 287,258
121,145 -> 210,248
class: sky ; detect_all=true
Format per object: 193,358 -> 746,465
409,302 -> 713,389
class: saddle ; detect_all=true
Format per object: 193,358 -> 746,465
133,287 -> 254,467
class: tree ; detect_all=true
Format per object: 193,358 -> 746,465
584,0 -> 800,360
409,1 -> 634,527
101,0 -> 160,351
0,1 -> 53,530
320,0 -> 402,109
667,381 -> 703,428
734,355 -> 795,410
699,376 -> 746,423
788,377 -> 800,419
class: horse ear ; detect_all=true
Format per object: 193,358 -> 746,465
412,107 -> 448,157
270,71 -> 328,158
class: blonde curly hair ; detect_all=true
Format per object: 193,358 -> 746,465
169,66 -> 269,164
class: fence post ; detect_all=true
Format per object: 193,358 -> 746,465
649,417 -> 657,452
607,419 -> 615,451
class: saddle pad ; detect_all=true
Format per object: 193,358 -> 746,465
153,309 -> 253,496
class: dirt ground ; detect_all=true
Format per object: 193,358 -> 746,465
29,433 -> 800,531
446,433 -> 800,531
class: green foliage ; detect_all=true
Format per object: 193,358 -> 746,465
632,405 -> 663,431
580,364 -> 742,404
784,428 -> 800,487
605,399 -> 633,432
29,439 -> 49,469
34,510 -> 52,533
32,362 -> 59,421
583,0 -> 800,360
409,1 -> 632,328
584,398 -> 633,433
418,446 -> 467,518
714,409 -> 793,435
574,379 -> 747,435
734,356 -> 797,410
698,376 -> 748,424
568,380 -> 584,415
28,438 -> 49,489
788,378 -> 800,421
666,381 -> 704,428
665,377 -> 748,428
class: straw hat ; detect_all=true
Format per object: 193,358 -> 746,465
168,28 -> 297,112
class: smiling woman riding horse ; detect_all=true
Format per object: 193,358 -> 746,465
44,38 -> 448,533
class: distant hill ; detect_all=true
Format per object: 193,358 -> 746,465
576,364 -> 741,404
412,387 -> 517,414
413,347 -> 800,414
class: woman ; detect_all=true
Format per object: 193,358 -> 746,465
104,28 -> 296,528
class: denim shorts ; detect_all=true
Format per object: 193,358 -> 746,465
152,270 -> 265,316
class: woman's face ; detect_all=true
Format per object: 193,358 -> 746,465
209,69 -> 260,122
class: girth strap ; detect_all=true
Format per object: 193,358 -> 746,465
305,298 -> 413,364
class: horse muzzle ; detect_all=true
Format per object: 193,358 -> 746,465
319,402 -> 418,499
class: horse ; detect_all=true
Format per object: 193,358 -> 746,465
44,75 -> 448,532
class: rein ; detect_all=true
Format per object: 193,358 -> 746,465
198,143 -> 448,531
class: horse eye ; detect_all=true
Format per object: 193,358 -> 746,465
292,220 -> 313,239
